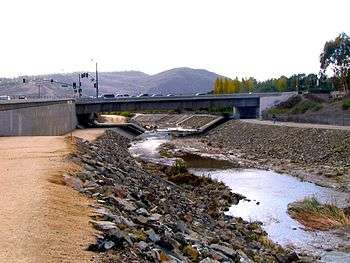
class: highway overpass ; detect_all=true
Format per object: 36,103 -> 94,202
0,92 -> 296,135
75,94 -> 261,119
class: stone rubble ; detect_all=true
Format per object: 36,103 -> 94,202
203,121 -> 350,191
69,129 -> 305,263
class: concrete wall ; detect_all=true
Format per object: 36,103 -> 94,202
0,100 -> 77,136
259,92 -> 297,117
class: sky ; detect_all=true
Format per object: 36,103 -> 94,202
0,0 -> 349,80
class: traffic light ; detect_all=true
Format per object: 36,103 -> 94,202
94,83 -> 97,88
50,79 -> 54,83
22,78 -> 26,83
72,82 -> 76,88
81,73 -> 89,78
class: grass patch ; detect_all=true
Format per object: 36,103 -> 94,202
165,160 -> 215,186
288,197 -> 349,230
342,99 -> 350,110
159,148 -> 174,158
102,111 -> 134,118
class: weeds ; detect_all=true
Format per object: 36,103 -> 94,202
288,197 -> 349,230
342,99 -> 350,110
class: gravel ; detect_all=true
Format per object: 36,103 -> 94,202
205,120 -> 350,190
69,129 -> 302,263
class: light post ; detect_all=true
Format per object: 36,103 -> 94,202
90,59 -> 99,98
95,62 -> 99,98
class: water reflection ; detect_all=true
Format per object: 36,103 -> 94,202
190,168 -> 350,262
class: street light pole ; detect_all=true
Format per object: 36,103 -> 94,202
95,62 -> 99,98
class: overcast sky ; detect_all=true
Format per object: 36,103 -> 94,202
0,0 -> 349,80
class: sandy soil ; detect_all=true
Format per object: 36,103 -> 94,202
72,128 -> 106,142
0,129 -> 105,263
98,114 -> 127,124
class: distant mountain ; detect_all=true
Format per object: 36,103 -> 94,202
0,67 -> 221,98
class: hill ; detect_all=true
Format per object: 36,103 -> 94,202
0,68 -> 220,98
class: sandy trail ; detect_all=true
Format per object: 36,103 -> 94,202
243,119 -> 350,130
0,129 -> 105,263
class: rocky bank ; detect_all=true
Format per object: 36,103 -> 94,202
68,130 -> 303,263
165,120 -> 350,191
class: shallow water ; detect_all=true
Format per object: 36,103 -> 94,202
129,131 -> 350,262
190,168 -> 350,262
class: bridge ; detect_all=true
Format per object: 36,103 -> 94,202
0,92 -> 296,136
76,94 -> 260,121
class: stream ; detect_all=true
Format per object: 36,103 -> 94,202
129,131 -> 350,263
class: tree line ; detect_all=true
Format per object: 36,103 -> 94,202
214,32 -> 350,95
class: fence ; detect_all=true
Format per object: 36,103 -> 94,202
263,113 -> 350,126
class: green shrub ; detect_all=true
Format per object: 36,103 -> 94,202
119,111 -> 133,118
276,95 -> 302,109
291,100 -> 322,114
169,160 -> 188,175
342,99 -> 350,110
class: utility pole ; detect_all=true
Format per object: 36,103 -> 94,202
95,62 -> 99,98
78,73 -> 81,98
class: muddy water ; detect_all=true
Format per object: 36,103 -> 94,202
129,131 -> 350,262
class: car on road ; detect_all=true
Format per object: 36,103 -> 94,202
18,95 -> 27,100
151,94 -> 162,97
0,95 -> 11,101
137,93 -> 149,97
166,94 -> 175,97
195,93 -> 206,96
101,93 -> 115,99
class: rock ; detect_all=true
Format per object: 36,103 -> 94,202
113,197 -> 137,211
135,215 -> 149,224
73,128 -> 300,262
183,245 -> 199,261
146,229 -> 160,243
149,213 -> 162,221
136,241 -> 149,251
276,252 -> 300,263
136,207 -> 150,216
209,244 -> 238,259
199,258 -> 220,263
103,240 -> 115,250
63,174 -> 84,192
90,220 -> 117,231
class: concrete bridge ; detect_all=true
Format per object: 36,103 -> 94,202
76,94 -> 260,121
0,92 -> 296,136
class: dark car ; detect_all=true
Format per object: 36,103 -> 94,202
101,93 -> 115,99
137,93 -> 149,97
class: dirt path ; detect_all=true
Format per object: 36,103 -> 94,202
243,119 -> 350,130
0,129 -> 105,263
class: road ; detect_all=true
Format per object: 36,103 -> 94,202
0,129 -> 105,263
243,119 -> 350,131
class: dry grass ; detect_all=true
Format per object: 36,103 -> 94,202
288,197 -> 349,230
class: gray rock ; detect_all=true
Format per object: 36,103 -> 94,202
103,240 -> 115,250
146,229 -> 160,243
199,258 -> 220,263
136,241 -> 149,251
136,207 -> 150,216
209,244 -> 238,259
90,220 -> 117,231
